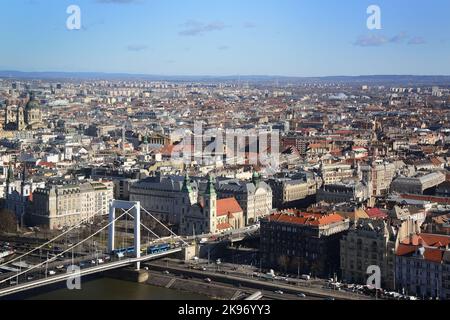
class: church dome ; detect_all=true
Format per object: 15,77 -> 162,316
25,93 -> 40,111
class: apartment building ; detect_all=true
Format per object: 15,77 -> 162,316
29,180 -> 113,230
395,233 -> 450,299
260,210 -> 350,277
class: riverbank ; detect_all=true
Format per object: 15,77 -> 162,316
103,267 -> 230,300
145,270 -> 240,300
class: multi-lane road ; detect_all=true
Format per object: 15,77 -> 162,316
147,259 -> 373,300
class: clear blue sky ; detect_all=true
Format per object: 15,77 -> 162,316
0,0 -> 449,76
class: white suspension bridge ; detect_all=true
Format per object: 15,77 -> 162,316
0,200 -> 191,298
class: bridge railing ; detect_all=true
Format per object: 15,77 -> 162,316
0,207 -> 132,287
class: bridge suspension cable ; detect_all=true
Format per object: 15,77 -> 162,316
141,207 -> 188,246
0,207 -> 106,269
123,211 -> 160,240
0,207 -> 132,286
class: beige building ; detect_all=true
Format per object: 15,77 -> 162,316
361,161 -> 396,197
391,171 -> 446,195
340,206 -> 425,290
216,173 -> 273,225
29,181 -> 114,230
320,163 -> 354,185
340,218 -> 397,290
268,173 -> 320,209
4,93 -> 44,131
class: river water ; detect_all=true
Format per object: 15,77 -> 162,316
19,277 -> 208,300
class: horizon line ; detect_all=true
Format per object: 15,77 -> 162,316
1,69 -> 450,80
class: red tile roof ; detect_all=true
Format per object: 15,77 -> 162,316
424,248 -> 445,263
216,198 -> 243,217
217,222 -> 233,230
267,211 -> 345,227
396,244 -> 417,256
397,233 -> 450,263
400,194 -> 450,205
430,157 -> 444,166
38,161 -> 56,168
365,208 -> 388,219
309,144 -> 327,149
159,144 -> 193,157
335,130 -> 354,135
402,234 -> 446,247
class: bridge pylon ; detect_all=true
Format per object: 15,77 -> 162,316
108,200 -> 141,270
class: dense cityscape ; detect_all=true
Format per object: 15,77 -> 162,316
0,0 -> 450,309
0,76 -> 448,301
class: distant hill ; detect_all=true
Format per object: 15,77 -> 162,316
0,70 -> 449,85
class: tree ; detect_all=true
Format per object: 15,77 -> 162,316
290,256 -> 307,276
310,259 -> 322,278
277,255 -> 290,273
0,209 -> 17,234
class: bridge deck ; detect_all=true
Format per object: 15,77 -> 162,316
0,248 -> 181,298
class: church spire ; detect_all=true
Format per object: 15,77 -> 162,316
6,163 -> 13,184
182,172 -> 192,193
205,174 -> 216,196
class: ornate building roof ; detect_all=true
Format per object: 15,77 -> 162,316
25,92 -> 40,111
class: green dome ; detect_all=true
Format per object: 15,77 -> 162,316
252,171 -> 261,186
25,93 -> 40,110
